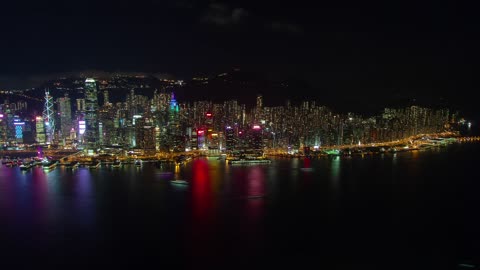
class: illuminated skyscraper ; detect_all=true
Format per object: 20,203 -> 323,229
103,90 -> 110,106
35,116 -> 46,144
57,95 -> 72,138
84,78 -> 98,149
249,124 -> 263,155
135,117 -> 156,155
42,89 -> 55,144
76,98 -> 85,113
255,94 -> 263,122
168,92 -> 182,151
0,113 -> 6,144
225,126 -> 235,152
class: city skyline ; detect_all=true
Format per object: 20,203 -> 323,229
1,1 -> 479,119
2,1 -> 480,269
1,77 -> 471,156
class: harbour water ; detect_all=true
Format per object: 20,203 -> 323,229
1,143 -> 479,269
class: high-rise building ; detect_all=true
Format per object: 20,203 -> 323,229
103,90 -> 110,106
42,90 -> 55,144
135,117 -> 156,155
168,92 -> 183,151
249,124 -> 263,154
84,78 -> 99,149
225,126 -> 235,152
13,118 -> 25,143
57,95 -> 72,138
0,113 -> 6,144
35,116 -> 46,144
76,98 -> 86,113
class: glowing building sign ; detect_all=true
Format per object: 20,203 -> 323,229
15,122 -> 25,139
79,120 -> 86,135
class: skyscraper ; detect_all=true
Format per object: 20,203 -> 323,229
168,92 -> 182,151
42,90 -> 55,144
103,90 -> 110,106
135,117 -> 156,155
0,113 -> 6,144
57,95 -> 72,138
35,116 -> 46,144
225,126 -> 235,152
84,78 -> 99,149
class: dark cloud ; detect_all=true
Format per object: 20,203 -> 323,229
201,3 -> 249,26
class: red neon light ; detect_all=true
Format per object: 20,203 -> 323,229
253,125 -> 261,130
197,130 -> 204,135
206,113 -> 212,117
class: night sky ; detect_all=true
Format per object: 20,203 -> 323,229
1,1 -> 479,116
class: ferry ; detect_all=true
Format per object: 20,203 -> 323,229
42,160 -> 58,170
324,149 -> 341,156
1,156 -> 12,165
111,160 -> 122,168
5,161 -> 16,167
170,180 -> 189,185
228,158 -> 272,165
20,161 -> 35,171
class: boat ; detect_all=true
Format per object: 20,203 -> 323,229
20,162 -> 35,171
135,159 -> 142,167
228,158 -> 272,165
111,160 -> 122,168
1,157 -> 11,165
42,160 -> 58,170
170,180 -> 189,185
324,149 -> 341,156
5,161 -> 16,167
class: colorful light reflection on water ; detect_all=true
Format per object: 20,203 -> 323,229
0,144 -> 479,268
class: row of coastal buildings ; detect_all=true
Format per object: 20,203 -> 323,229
0,78 -> 464,155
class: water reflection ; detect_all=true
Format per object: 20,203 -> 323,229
72,169 -> 96,228
0,165 -> 15,221
30,167 -> 48,227
188,159 -> 215,261
330,156 -> 341,190
245,166 -> 265,224
191,159 -> 214,223
0,143 -> 477,268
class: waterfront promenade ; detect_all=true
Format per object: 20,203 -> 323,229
2,132 -> 479,163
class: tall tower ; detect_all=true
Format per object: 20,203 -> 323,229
168,92 -> 182,151
42,89 -> 55,144
255,94 -> 263,122
57,94 -> 72,138
103,90 -> 110,106
84,78 -> 98,149
35,116 -> 46,144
